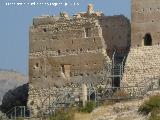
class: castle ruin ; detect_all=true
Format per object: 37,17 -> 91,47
122,0 -> 160,87
28,1 -> 160,115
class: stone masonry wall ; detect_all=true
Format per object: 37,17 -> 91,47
122,45 -> 160,87
27,85 -> 81,116
28,5 -> 113,114
29,5 -> 131,89
100,15 -> 131,57
29,12 -> 111,88
131,0 -> 160,47
28,4 -> 131,115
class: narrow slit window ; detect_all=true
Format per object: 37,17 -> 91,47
61,64 -> 71,77
43,28 -> 47,32
58,50 -> 61,55
36,63 -> 39,67
85,28 -> 91,38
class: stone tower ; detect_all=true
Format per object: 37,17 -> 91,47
29,7 -> 112,88
122,0 -> 160,87
28,4 -> 130,115
131,0 -> 160,47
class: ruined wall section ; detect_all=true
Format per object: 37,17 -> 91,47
29,15 -> 111,88
122,45 -> 160,87
99,15 -> 131,57
132,0 -> 160,47
123,0 -> 160,86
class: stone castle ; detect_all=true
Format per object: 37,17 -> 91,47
28,0 -> 160,115
123,0 -> 160,87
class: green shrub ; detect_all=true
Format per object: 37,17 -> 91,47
149,109 -> 160,120
138,95 -> 160,115
80,101 -> 96,113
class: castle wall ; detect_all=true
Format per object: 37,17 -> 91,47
28,5 -> 131,115
100,15 -> 131,57
29,14 -> 111,88
28,9 -> 114,114
122,0 -> 160,88
131,0 -> 160,47
122,45 -> 160,87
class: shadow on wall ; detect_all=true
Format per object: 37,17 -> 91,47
0,83 -> 29,113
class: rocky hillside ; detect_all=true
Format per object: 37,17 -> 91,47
0,70 -> 28,105
91,100 -> 147,120
91,91 -> 160,120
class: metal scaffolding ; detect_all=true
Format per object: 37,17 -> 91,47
2,51 -> 160,120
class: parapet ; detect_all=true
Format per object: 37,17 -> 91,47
32,4 -> 104,26
33,16 -> 59,26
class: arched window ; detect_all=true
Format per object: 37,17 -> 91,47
144,33 -> 152,46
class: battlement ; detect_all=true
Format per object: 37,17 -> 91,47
32,4 -> 103,26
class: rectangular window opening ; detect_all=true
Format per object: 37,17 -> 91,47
61,64 -> 71,78
85,28 -> 91,38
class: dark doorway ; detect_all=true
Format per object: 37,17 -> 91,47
112,77 -> 120,87
89,93 -> 96,101
144,33 -> 152,46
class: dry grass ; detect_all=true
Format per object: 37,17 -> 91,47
74,113 -> 91,120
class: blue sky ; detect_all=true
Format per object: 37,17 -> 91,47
0,0 -> 131,75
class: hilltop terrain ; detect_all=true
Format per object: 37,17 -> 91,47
0,70 -> 28,105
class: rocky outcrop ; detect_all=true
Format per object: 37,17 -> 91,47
91,90 -> 160,120
91,100 -> 147,120
0,84 -> 29,113
0,70 -> 28,105
0,70 -> 28,114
